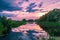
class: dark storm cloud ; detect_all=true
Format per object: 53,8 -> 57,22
18,2 -> 23,5
0,0 -> 22,11
39,2 -> 43,8
0,13 -> 15,17
26,9 -> 39,12
24,0 -> 29,2
18,0 -> 29,5
29,2 -> 37,8
26,2 -> 37,12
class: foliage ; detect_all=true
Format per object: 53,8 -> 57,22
48,37 -> 55,40
36,9 -> 60,36
0,16 -> 26,37
39,9 -> 60,22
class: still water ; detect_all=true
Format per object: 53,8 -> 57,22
5,22 -> 49,40
12,22 -> 43,32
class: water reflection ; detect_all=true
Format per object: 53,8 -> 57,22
5,22 -> 49,40
11,22 -> 49,40
12,22 -> 43,32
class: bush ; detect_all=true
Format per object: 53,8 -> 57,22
0,16 -> 26,37
36,9 -> 60,36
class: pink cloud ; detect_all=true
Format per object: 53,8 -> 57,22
10,11 -> 46,20
43,2 -> 60,11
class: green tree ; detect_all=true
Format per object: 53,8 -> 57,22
36,9 -> 60,36
39,9 -> 60,22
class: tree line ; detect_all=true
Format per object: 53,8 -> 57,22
0,16 -> 26,37
36,9 -> 60,36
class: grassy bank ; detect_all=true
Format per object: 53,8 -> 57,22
36,21 -> 60,36
36,9 -> 60,37
0,16 -> 26,37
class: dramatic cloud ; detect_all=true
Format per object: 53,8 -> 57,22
0,0 -> 60,20
26,2 -> 37,12
26,9 -> 39,13
24,0 -> 29,2
18,2 -> 23,5
0,13 -> 15,17
0,0 -> 22,11
39,2 -> 43,8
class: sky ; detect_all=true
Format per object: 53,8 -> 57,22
0,0 -> 60,20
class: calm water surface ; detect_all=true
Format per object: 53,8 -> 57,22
5,22 -> 49,40
12,22 -> 43,32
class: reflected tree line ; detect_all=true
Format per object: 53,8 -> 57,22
36,9 -> 60,37
0,16 -> 35,37
0,16 -> 26,37
0,9 -> 60,40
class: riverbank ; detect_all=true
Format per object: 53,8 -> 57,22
0,16 -> 26,37
36,22 -> 60,36
36,9 -> 60,37
50,36 -> 60,40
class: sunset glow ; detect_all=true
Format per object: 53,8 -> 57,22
12,23 -> 43,32
8,11 -> 46,20
0,0 -> 60,20
0,0 -> 60,40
